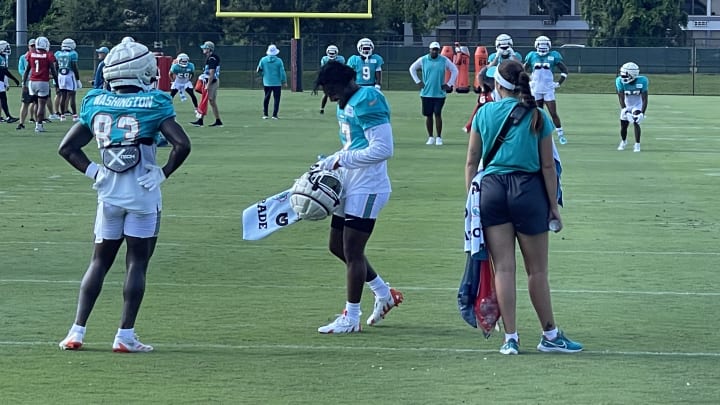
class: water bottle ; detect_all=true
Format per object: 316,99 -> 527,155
548,219 -> 561,232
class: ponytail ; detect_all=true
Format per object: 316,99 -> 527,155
497,61 -> 545,135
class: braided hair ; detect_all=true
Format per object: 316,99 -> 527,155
496,60 -> 545,135
313,61 -> 358,108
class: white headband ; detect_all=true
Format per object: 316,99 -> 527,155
494,68 -> 515,90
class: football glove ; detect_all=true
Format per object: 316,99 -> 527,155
85,162 -> 100,180
314,154 -> 340,171
137,165 -> 166,191
374,84 -> 381,90
632,112 -> 645,124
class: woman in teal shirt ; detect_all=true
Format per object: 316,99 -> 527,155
465,60 -> 582,355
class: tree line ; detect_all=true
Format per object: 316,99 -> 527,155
0,0 -> 689,48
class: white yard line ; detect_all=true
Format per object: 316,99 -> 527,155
1,279 -> 717,296
0,340 -> 717,357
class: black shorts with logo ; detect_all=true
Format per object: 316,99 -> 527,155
480,171 -> 549,235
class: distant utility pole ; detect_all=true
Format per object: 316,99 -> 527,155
16,0 -> 28,47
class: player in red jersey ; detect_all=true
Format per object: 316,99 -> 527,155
21,36 -> 58,133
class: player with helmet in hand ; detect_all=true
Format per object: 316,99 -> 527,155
21,36 -> 58,133
54,38 -> 81,122
310,61 -> 403,334
0,40 -> 21,123
169,53 -> 199,112
524,36 -> 569,144
319,44 -> 345,114
57,39 -> 191,353
615,62 -> 649,152
487,34 -> 522,67
346,38 -> 384,89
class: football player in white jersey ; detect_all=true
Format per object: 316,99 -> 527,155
169,53 -> 199,112
524,36 -> 569,144
615,62 -> 649,152
57,40 -> 191,353
312,61 -> 404,334
54,38 -> 81,121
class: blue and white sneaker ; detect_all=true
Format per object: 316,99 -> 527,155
537,330 -> 583,353
499,338 -> 519,355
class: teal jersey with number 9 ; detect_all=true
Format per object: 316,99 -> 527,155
80,89 -> 176,148
346,54 -> 384,86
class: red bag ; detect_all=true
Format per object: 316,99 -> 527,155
196,86 -> 209,116
474,259 -> 500,338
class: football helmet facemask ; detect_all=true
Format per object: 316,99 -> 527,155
357,38 -> 374,58
177,53 -> 190,67
535,36 -> 551,56
620,62 -> 640,84
495,34 -> 513,56
290,170 -> 343,221
103,41 -> 158,90
326,45 -> 339,59
0,40 -> 11,56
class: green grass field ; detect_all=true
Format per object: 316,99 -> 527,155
1,89 -> 719,404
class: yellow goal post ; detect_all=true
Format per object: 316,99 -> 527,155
215,0 -> 373,91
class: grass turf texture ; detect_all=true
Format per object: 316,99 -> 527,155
0,89 -> 718,404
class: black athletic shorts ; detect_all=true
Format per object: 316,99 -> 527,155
421,97 -> 445,117
480,171 -> 550,235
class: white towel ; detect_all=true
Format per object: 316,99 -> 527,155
464,171 -> 487,259
242,188 -> 300,240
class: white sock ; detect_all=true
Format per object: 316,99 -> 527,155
345,302 -> 361,323
117,328 -> 135,339
504,332 -> 519,343
70,324 -> 86,335
367,276 -> 390,298
557,127 -> 564,136
543,327 -> 559,341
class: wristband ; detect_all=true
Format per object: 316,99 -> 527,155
85,162 -> 99,179
560,73 -> 568,78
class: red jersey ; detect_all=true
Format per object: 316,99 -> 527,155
25,51 -> 56,82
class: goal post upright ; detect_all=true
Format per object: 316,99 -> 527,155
215,1 -> 373,92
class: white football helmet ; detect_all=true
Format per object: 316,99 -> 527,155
535,36 -> 551,56
0,40 -> 11,56
620,62 -> 640,84
326,45 -> 339,59
103,41 -> 158,90
61,38 -> 76,51
357,38 -> 374,58
177,53 -> 189,67
35,36 -> 50,51
290,170 -> 343,221
495,34 -> 513,56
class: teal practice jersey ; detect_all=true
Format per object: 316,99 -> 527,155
80,89 -> 176,148
335,86 -> 391,150
346,54 -> 384,86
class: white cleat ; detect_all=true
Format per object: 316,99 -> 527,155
318,310 -> 361,334
426,136 -> 435,145
59,331 -> 84,350
112,334 -> 154,353
633,143 -> 641,152
366,287 -> 404,326
617,140 -> 627,151
435,137 -> 443,146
